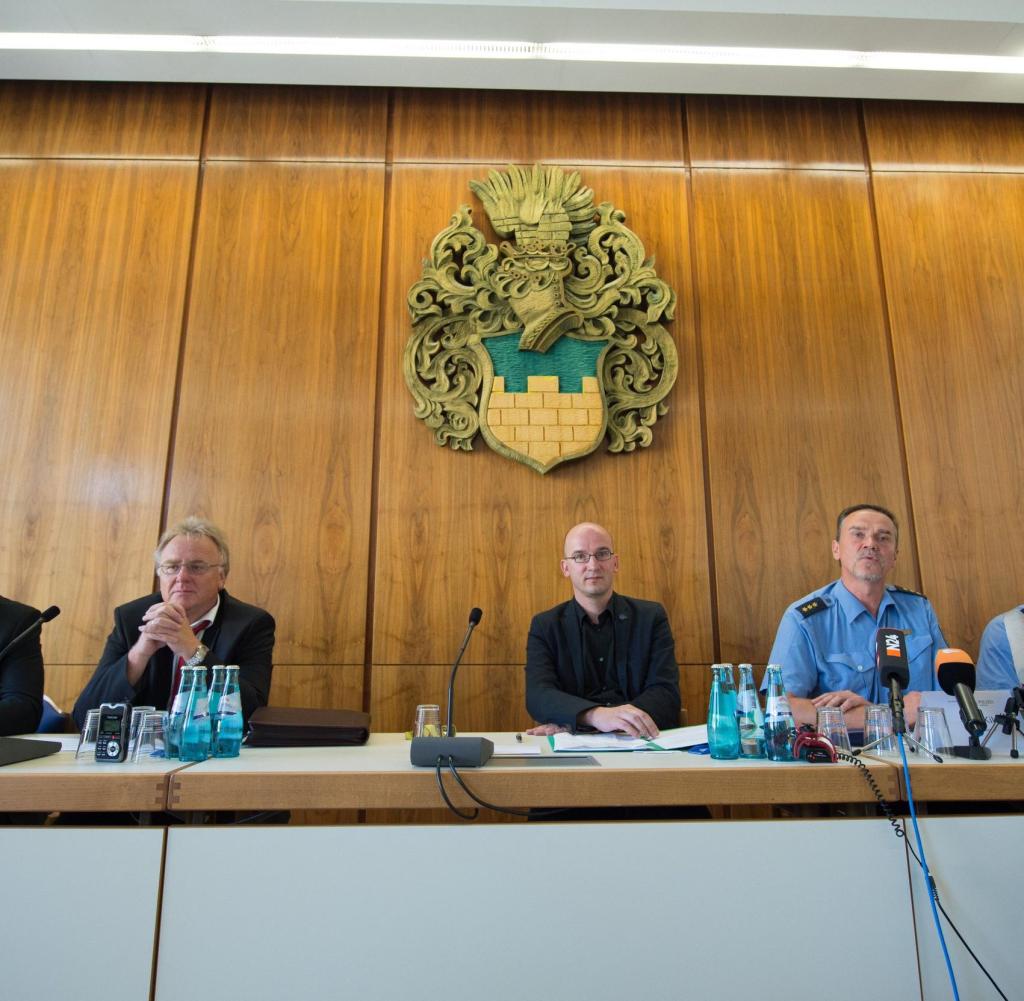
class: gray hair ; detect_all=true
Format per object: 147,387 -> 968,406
154,516 -> 231,575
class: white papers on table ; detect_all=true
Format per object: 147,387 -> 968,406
551,724 -> 708,753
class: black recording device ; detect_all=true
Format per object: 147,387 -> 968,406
95,702 -> 131,763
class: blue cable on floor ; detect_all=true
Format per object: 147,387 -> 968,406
898,733 -> 960,1001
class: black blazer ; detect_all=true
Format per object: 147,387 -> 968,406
0,595 -> 44,735
525,593 -> 681,730
73,589 -> 274,730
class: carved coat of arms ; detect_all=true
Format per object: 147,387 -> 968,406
404,164 -> 678,474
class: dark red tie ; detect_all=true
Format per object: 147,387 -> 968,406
168,619 -> 211,708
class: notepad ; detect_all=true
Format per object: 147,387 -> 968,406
551,724 -> 708,753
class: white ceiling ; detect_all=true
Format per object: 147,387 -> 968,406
2,1 -> 1024,101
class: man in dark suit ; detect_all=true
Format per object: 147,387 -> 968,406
73,517 -> 274,730
0,595 -> 44,735
525,522 -> 681,738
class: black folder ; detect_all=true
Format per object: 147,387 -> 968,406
245,707 -> 371,747
0,735 -> 62,767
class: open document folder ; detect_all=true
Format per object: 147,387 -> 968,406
550,724 -> 708,752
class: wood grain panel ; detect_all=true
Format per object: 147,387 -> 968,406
693,168 -> 918,664
40,666 -> 97,722
688,96 -> 864,169
873,173 -> 1024,652
263,664 -> 364,712
370,664 -> 532,733
391,90 -> 684,164
206,85 -> 388,161
166,162 -> 384,665
865,101 -> 1024,172
374,163 -> 711,669
0,161 -> 198,662
0,82 -> 205,159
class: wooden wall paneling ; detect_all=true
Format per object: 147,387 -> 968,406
0,82 -> 206,159
206,85 -> 388,161
864,101 -> 1024,172
264,664 -> 365,712
0,160 -> 200,665
872,172 -> 1024,652
692,167 -> 918,665
42,666 -> 98,723
370,664 -> 531,733
374,162 -> 712,677
688,96 -> 864,169
391,90 -> 685,165
166,162 -> 385,667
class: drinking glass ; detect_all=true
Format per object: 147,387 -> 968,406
74,709 -> 100,760
413,704 -> 441,738
913,707 -> 954,755
815,706 -> 852,753
133,711 -> 170,762
862,704 -> 898,756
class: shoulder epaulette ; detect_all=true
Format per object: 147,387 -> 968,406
889,584 -> 926,599
797,597 -> 828,619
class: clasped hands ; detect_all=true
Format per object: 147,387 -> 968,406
133,601 -> 200,660
526,703 -> 659,739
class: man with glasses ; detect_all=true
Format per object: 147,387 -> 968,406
73,516 -> 275,729
524,522 -> 681,738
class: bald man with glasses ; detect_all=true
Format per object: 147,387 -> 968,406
524,522 -> 681,738
73,516 -> 275,730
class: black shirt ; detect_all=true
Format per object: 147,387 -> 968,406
573,599 -> 623,706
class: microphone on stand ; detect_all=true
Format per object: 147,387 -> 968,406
936,649 -> 992,760
411,607 -> 493,768
0,605 -> 60,663
876,628 -> 910,734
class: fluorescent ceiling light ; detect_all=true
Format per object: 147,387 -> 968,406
1,33 -> 1023,74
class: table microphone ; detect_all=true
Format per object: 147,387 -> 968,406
935,648 -> 991,760
411,607 -> 493,768
875,627 -> 910,734
0,605 -> 60,663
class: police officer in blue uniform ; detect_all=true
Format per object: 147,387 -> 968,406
767,504 -> 947,730
976,605 -> 1024,690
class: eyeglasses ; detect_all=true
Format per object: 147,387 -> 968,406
156,561 -> 224,577
565,548 -> 615,564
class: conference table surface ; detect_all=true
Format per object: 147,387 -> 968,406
3,731 -> 1020,815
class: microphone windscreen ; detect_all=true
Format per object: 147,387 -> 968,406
40,605 -> 61,622
875,628 -> 910,687
935,648 -> 976,695
468,607 -> 483,625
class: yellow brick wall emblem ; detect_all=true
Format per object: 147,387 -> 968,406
485,375 -> 604,469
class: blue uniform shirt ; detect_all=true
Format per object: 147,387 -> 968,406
767,580 -> 947,701
976,606 -> 1023,690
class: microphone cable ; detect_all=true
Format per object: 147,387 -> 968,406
433,757 -> 567,822
838,747 -> 1007,1000
897,732 -> 961,1001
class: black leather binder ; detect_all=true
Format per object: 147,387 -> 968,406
245,706 -> 371,747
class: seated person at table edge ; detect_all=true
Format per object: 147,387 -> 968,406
524,521 -> 681,739
0,594 -> 44,735
767,503 -> 946,731
976,603 -> 1024,690
73,516 -> 274,731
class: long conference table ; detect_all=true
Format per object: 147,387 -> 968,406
2,734 -> 1021,1001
